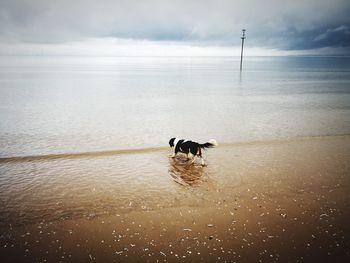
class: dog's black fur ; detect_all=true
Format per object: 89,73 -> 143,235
169,138 -> 215,157
169,138 -> 217,166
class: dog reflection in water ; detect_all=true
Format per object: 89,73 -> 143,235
168,155 -> 206,186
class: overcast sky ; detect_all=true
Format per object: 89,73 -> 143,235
0,0 -> 349,55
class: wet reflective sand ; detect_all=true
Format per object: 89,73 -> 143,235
1,135 -> 349,262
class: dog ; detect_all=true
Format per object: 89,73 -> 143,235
169,138 -> 218,166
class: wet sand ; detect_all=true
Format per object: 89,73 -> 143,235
1,135 -> 350,262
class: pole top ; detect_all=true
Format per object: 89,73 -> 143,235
241,29 -> 246,39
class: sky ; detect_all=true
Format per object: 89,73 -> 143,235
0,0 -> 349,56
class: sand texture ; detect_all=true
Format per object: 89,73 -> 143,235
1,135 -> 350,262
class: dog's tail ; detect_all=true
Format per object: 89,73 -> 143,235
199,139 -> 218,149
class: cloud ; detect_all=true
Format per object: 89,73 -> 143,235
315,25 -> 349,41
0,0 -> 349,53
313,25 -> 350,48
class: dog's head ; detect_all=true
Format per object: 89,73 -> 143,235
169,138 -> 176,148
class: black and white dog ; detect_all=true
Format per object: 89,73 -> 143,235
169,138 -> 218,166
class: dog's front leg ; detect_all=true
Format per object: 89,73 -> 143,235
169,150 -> 177,158
187,153 -> 193,160
190,155 -> 196,164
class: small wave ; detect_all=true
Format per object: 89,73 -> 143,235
0,133 -> 349,164
0,146 -> 168,163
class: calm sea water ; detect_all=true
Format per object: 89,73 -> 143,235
1,56 -> 349,157
0,56 -> 350,225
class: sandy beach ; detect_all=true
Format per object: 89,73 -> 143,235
1,135 -> 349,262
1,0 -> 350,261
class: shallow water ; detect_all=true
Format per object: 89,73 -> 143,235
0,56 -> 350,226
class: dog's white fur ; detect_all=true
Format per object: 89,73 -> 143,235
169,137 -> 218,166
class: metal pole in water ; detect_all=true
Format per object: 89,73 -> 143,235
240,29 -> 246,71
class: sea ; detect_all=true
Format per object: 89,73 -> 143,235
0,55 -> 350,225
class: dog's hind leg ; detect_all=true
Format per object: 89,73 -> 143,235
197,148 -> 206,166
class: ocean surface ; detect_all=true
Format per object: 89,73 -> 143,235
0,56 -> 350,225
1,56 -> 350,157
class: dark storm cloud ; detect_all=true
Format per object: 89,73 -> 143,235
311,25 -> 350,49
261,24 -> 350,51
0,0 -> 349,51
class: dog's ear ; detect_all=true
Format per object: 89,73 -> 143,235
169,138 -> 175,147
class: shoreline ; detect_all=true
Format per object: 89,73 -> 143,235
1,135 -> 350,262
